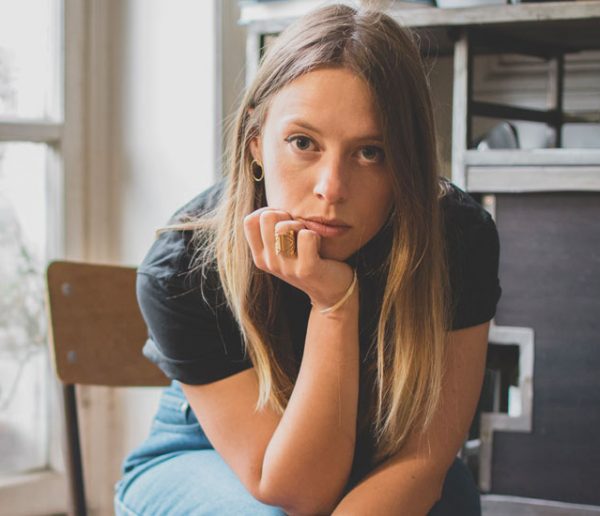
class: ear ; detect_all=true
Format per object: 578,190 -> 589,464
249,136 -> 262,164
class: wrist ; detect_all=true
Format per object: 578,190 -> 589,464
310,289 -> 359,319
309,269 -> 359,316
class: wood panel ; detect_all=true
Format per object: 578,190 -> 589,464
490,191 -> 600,505
45,261 -> 169,387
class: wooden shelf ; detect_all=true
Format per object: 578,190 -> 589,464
468,165 -> 600,192
389,0 -> 600,29
239,0 -> 600,193
239,0 -> 600,27
464,149 -> 600,166
463,149 -> 600,192
239,1 -> 600,55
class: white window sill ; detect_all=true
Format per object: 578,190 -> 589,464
0,470 -> 68,516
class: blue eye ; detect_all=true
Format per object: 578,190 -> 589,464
360,146 -> 385,163
285,135 -> 314,151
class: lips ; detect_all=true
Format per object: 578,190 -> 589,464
297,218 -> 351,238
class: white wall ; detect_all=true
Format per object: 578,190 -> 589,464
112,0 -> 218,266
111,0 -> 219,475
76,1 -> 248,514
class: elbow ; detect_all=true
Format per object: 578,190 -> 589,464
256,437 -> 355,513
257,475 -> 346,516
428,474 -> 446,510
259,494 -> 340,516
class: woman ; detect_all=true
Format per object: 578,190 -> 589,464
114,3 -> 501,515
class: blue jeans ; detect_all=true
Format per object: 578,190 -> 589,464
114,381 -> 481,515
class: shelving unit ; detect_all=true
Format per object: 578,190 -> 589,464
238,2 -> 600,514
447,4 -> 600,193
239,0 -> 600,193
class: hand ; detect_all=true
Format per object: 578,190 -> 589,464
243,207 -> 357,312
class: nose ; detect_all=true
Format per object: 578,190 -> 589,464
313,154 -> 349,204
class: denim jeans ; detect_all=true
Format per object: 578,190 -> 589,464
114,380 -> 481,515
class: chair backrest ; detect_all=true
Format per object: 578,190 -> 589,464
45,260 -> 169,387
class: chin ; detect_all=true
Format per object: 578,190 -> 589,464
318,240 -> 354,262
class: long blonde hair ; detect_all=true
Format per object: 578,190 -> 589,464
161,3 -> 452,466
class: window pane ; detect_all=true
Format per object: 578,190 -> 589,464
0,0 -> 61,120
0,142 -> 49,475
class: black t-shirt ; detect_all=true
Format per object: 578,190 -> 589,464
136,177 -> 502,479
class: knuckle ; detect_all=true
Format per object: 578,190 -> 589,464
259,211 -> 274,225
254,256 -> 266,270
297,228 -> 314,241
297,264 -> 317,281
263,256 -> 274,270
295,265 -> 310,279
274,220 -> 293,233
260,210 -> 290,224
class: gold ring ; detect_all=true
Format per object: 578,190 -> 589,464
275,230 -> 297,257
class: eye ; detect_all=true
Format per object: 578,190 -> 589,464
285,135 -> 315,152
360,146 -> 385,163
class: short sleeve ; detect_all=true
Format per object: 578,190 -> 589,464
447,208 -> 503,331
136,230 -> 254,384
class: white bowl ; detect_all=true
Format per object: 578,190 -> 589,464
436,0 -> 507,8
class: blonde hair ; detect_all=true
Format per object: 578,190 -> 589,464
160,3 -> 453,467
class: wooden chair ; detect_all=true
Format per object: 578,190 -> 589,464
45,260 -> 493,513
45,261 -> 169,516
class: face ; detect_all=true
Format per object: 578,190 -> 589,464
249,66 -> 395,262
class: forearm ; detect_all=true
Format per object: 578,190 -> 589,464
331,455 -> 444,516
260,289 -> 360,515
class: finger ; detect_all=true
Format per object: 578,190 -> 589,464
259,210 -> 292,268
243,207 -> 274,267
273,220 -> 305,260
296,229 -> 321,272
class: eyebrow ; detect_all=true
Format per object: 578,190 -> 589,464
285,118 -> 384,143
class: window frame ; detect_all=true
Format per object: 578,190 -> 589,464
0,0 -> 86,513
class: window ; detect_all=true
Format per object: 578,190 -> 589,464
0,0 -> 84,513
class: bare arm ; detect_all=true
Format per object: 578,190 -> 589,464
331,321 -> 491,515
259,286 -> 360,515
248,207 -> 362,513
182,207 -> 361,515
182,290 -> 360,516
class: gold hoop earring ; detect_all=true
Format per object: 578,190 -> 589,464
251,159 -> 264,182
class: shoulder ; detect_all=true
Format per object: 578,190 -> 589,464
134,178 -> 252,383
439,177 -> 495,232
438,177 -> 502,330
137,178 -> 226,282
439,177 -> 499,260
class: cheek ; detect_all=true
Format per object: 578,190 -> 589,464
360,182 -> 394,225
271,149 -> 310,178
265,151 -> 311,192
265,133 -> 312,174
263,160 -> 308,209
375,176 -> 395,211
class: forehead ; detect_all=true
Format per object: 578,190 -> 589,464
266,67 -> 382,134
